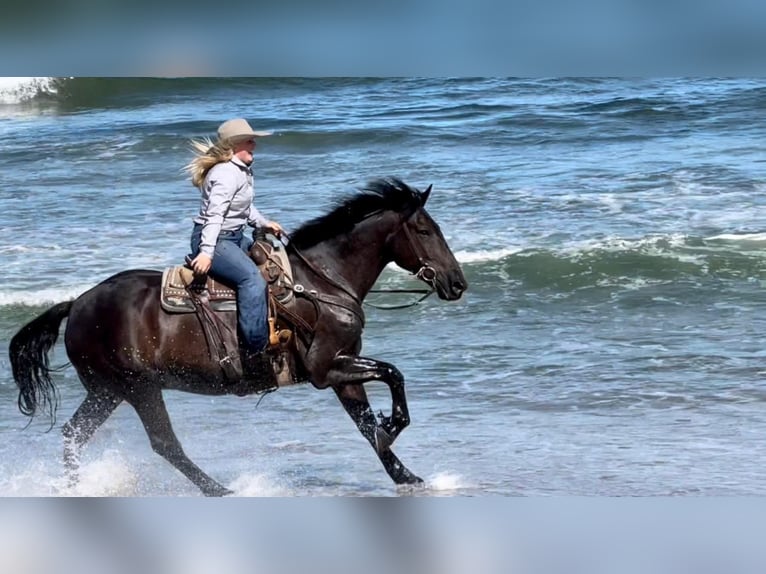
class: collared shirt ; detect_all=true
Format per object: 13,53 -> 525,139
193,156 -> 269,256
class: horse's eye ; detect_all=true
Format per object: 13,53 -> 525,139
417,229 -> 430,236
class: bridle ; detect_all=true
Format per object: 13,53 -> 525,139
400,220 -> 438,288
364,220 -> 436,310
283,209 -> 437,312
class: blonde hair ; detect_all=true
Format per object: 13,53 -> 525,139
184,137 -> 235,188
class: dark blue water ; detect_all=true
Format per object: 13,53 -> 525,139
1,77 -> 765,495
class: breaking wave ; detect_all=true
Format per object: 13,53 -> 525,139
458,232 -> 766,292
2,232 -> 766,311
0,77 -> 62,104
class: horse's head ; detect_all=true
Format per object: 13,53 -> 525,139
391,185 -> 467,301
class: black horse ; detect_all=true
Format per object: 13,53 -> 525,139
9,178 -> 467,496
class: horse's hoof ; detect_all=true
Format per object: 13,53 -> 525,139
395,474 -> 424,489
405,474 -> 424,485
203,484 -> 234,497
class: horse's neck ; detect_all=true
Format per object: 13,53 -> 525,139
295,234 -> 390,300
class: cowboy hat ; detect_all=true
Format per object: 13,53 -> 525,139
217,118 -> 272,143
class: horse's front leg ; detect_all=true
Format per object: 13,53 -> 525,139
332,383 -> 422,485
324,355 -> 411,450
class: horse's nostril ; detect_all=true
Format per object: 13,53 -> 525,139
453,280 -> 466,293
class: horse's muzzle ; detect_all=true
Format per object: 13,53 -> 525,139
436,269 -> 467,301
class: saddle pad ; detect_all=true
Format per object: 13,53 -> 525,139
160,267 -> 237,313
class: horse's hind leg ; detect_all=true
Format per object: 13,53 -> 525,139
127,386 -> 232,497
63,388 -> 122,488
334,384 -> 423,485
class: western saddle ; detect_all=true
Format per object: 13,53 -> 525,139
160,236 -> 298,389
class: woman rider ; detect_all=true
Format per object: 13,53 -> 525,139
186,118 -> 283,386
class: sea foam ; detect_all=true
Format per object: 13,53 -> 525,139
0,286 -> 85,307
0,77 -> 59,104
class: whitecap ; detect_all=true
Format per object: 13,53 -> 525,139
0,287 -> 84,307
454,247 -> 523,263
706,232 -> 766,243
0,77 -> 60,105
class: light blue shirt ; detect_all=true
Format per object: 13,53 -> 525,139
193,156 -> 269,256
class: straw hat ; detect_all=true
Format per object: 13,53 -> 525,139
217,118 -> 272,143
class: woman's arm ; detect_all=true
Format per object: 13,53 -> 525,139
198,166 -> 238,256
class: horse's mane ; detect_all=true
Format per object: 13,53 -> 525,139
288,178 -> 423,250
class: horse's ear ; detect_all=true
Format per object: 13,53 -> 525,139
420,184 -> 432,206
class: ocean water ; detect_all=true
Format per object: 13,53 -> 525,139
1,77 -> 765,496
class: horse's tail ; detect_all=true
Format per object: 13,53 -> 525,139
9,301 -> 73,423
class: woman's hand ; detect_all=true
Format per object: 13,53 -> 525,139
264,221 -> 284,237
190,252 -> 212,275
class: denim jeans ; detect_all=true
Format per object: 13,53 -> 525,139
190,224 -> 268,352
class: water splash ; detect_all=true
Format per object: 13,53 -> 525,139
71,450 -> 139,496
228,473 -> 292,496
427,472 -> 466,493
0,460 -> 67,496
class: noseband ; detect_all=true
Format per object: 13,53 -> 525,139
364,214 -> 436,310
401,222 -> 438,289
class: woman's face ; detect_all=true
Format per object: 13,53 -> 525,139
233,138 -> 256,164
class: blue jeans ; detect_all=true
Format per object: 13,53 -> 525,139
190,224 -> 268,352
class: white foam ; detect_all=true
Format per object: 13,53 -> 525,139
0,244 -> 63,254
706,232 -> 766,243
427,471 -> 466,493
228,473 -> 292,496
0,451 -> 139,497
69,450 -> 139,496
0,287 -> 85,307
564,233 -> 690,255
0,461 -> 66,496
0,77 -> 59,104
454,247 -> 522,263
598,193 -> 625,214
